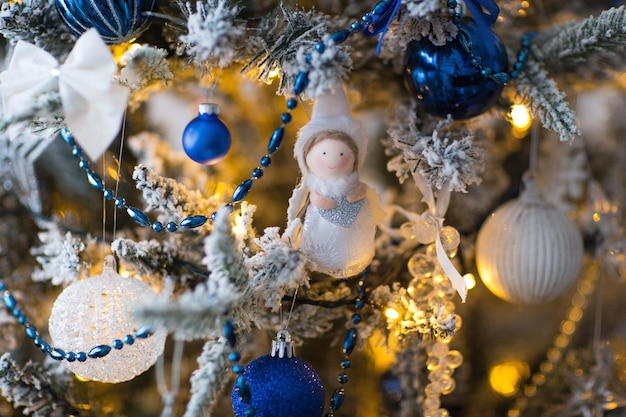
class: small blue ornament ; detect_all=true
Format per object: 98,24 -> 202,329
232,331 -> 325,417
404,19 -> 508,120
55,0 -> 159,44
182,103 -> 232,165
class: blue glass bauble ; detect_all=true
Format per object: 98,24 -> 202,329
55,0 -> 159,44
404,19 -> 508,119
232,354 -> 325,417
182,104 -> 232,165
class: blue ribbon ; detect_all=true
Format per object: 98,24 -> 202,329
364,0 -> 500,54
463,0 -> 500,41
363,0 -> 403,56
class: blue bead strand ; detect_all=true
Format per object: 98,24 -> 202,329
445,1 -> 535,83
0,277 -> 155,363
325,271 -> 369,417
225,319 -> 255,416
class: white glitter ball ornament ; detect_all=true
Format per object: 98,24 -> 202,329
475,178 -> 584,304
48,258 -> 166,383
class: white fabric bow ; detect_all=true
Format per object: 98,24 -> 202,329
0,29 -> 129,161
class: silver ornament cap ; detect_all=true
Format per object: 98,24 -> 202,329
270,330 -> 294,358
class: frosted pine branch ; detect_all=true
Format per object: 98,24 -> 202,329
0,353 -> 77,417
133,281 -> 239,340
533,6 -> 626,70
178,0 -> 246,69
112,238 -> 177,278
119,45 -> 173,90
516,61 -> 580,142
30,222 -> 90,285
132,164 -> 220,227
183,336 -> 231,417
0,0 -> 73,57
386,106 -> 482,192
246,226 -> 308,311
243,3 -> 329,95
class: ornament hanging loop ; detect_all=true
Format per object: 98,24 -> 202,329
271,330 -> 294,358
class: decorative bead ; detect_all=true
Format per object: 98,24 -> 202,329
260,156 -> 271,167
331,387 -> 346,411
229,352 -> 241,362
112,339 -> 123,349
103,189 -> 114,199
252,168 -> 263,179
126,206 -> 151,227
54,0 -> 159,45
286,98 -> 298,110
135,325 -> 154,338
232,179 -> 253,203
343,328 -> 357,356
115,197 -> 126,208
2,292 -> 16,310
86,170 -> 104,190
280,112 -> 292,124
61,129 -> 75,145
361,14 -> 373,24
268,127 -> 285,154
340,359 -> 351,369
233,364 -> 244,374
315,42 -> 325,53
50,348 -> 65,361
123,335 -> 135,345
182,103 -> 232,165
350,21 -> 363,31
76,352 -> 87,362
224,320 -> 236,348
65,351 -> 76,362
152,221 -> 164,232
404,18 -> 508,119
166,222 -> 178,232
351,314 -> 361,324
87,344 -> 112,359
330,29 -> 351,44
78,159 -> 89,170
337,373 -> 349,384
294,72 -> 309,96
71,146 -> 82,158
180,215 -> 208,229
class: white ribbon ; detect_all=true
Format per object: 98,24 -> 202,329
411,168 -> 468,303
0,29 -> 129,161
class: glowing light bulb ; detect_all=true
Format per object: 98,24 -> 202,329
489,361 -> 530,397
510,104 -> 532,135
463,273 -> 476,290
385,308 -> 400,320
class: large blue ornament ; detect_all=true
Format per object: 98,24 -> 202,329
232,332 -> 325,417
182,103 -> 232,165
404,19 -> 508,120
55,0 -> 159,45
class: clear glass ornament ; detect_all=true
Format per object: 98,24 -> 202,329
446,350 -> 464,369
408,253 -> 436,278
439,226 -> 460,252
414,215 -> 439,244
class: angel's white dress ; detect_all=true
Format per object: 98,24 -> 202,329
292,173 -> 377,278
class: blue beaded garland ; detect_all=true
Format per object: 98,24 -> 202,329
231,354 -> 325,417
182,103 -> 232,165
54,0 -> 159,45
404,18 -> 508,119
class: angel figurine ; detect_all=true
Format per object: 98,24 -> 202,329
286,85 -> 383,278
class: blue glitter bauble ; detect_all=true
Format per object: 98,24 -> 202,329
182,105 -> 231,165
55,0 -> 159,44
404,19 -> 508,119
232,354 -> 325,417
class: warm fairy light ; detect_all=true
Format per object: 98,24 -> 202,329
510,104 -> 532,131
367,329 -> 398,372
385,307 -> 400,320
593,212 -> 601,222
112,41 -> 142,65
489,361 -> 530,397
463,273 -> 476,290
268,67 -> 281,80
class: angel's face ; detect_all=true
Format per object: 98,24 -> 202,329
305,138 -> 356,179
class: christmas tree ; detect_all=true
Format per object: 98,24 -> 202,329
0,1 -> 626,416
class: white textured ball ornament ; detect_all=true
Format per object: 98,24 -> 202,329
475,178 -> 584,304
49,259 -> 166,383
